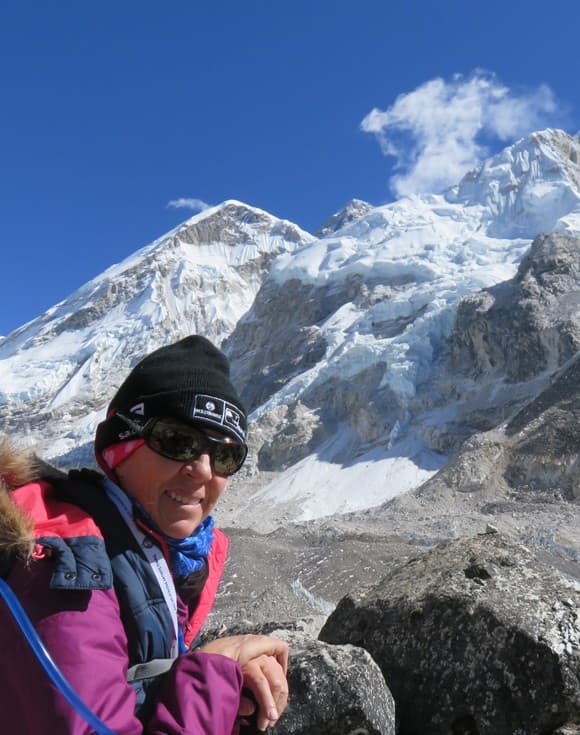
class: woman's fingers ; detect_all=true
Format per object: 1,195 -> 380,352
200,634 -> 290,730
241,654 -> 289,732
273,638 -> 289,676
237,691 -> 257,718
201,634 -> 289,671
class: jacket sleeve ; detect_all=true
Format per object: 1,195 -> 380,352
0,558 -> 243,735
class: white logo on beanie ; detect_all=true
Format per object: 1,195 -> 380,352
130,402 -> 145,416
192,394 -> 245,442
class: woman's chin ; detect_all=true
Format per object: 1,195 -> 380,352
163,520 -> 202,539
158,496 -> 204,538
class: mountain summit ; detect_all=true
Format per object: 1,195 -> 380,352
2,130 -> 580,526
314,199 -> 374,238
449,128 -> 580,237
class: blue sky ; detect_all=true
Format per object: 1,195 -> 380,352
1,0 -> 579,336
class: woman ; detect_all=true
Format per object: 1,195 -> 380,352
0,335 -> 288,734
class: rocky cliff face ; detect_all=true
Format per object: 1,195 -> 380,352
224,271 -> 406,473
449,233 -> 580,383
416,232 -> 580,455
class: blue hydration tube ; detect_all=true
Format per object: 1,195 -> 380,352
0,577 -> 117,735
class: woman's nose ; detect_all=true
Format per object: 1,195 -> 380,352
180,451 -> 212,479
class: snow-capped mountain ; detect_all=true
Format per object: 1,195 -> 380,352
0,201 -> 314,463
2,129 -> 580,527
222,130 -> 580,525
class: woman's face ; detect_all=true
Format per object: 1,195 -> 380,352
115,443 -> 228,538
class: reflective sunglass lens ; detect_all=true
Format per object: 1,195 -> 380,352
147,420 -> 246,476
212,443 -> 247,475
148,424 -> 205,461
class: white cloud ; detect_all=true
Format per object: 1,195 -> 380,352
361,71 -> 562,197
166,197 -> 211,212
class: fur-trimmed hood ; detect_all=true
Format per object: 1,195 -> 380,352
0,438 -> 41,574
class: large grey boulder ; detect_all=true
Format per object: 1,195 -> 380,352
203,623 -> 395,734
271,631 -> 395,735
319,532 -> 580,735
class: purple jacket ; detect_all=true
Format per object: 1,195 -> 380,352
0,448 -> 244,734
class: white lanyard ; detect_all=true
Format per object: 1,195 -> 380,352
104,479 -> 179,658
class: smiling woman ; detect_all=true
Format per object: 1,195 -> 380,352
0,335 -> 289,735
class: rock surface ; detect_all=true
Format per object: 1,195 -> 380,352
447,232 -> 580,384
319,533 -> 580,735
203,624 -> 395,735
270,631 -> 394,735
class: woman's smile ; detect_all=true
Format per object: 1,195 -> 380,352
115,444 -> 228,538
164,489 -> 202,505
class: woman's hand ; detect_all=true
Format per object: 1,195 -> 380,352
201,634 -> 289,730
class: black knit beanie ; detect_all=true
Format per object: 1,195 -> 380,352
94,336 -> 247,459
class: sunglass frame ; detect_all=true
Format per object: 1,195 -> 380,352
115,412 -> 248,477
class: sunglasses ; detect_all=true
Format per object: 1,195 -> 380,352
116,413 -> 248,477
